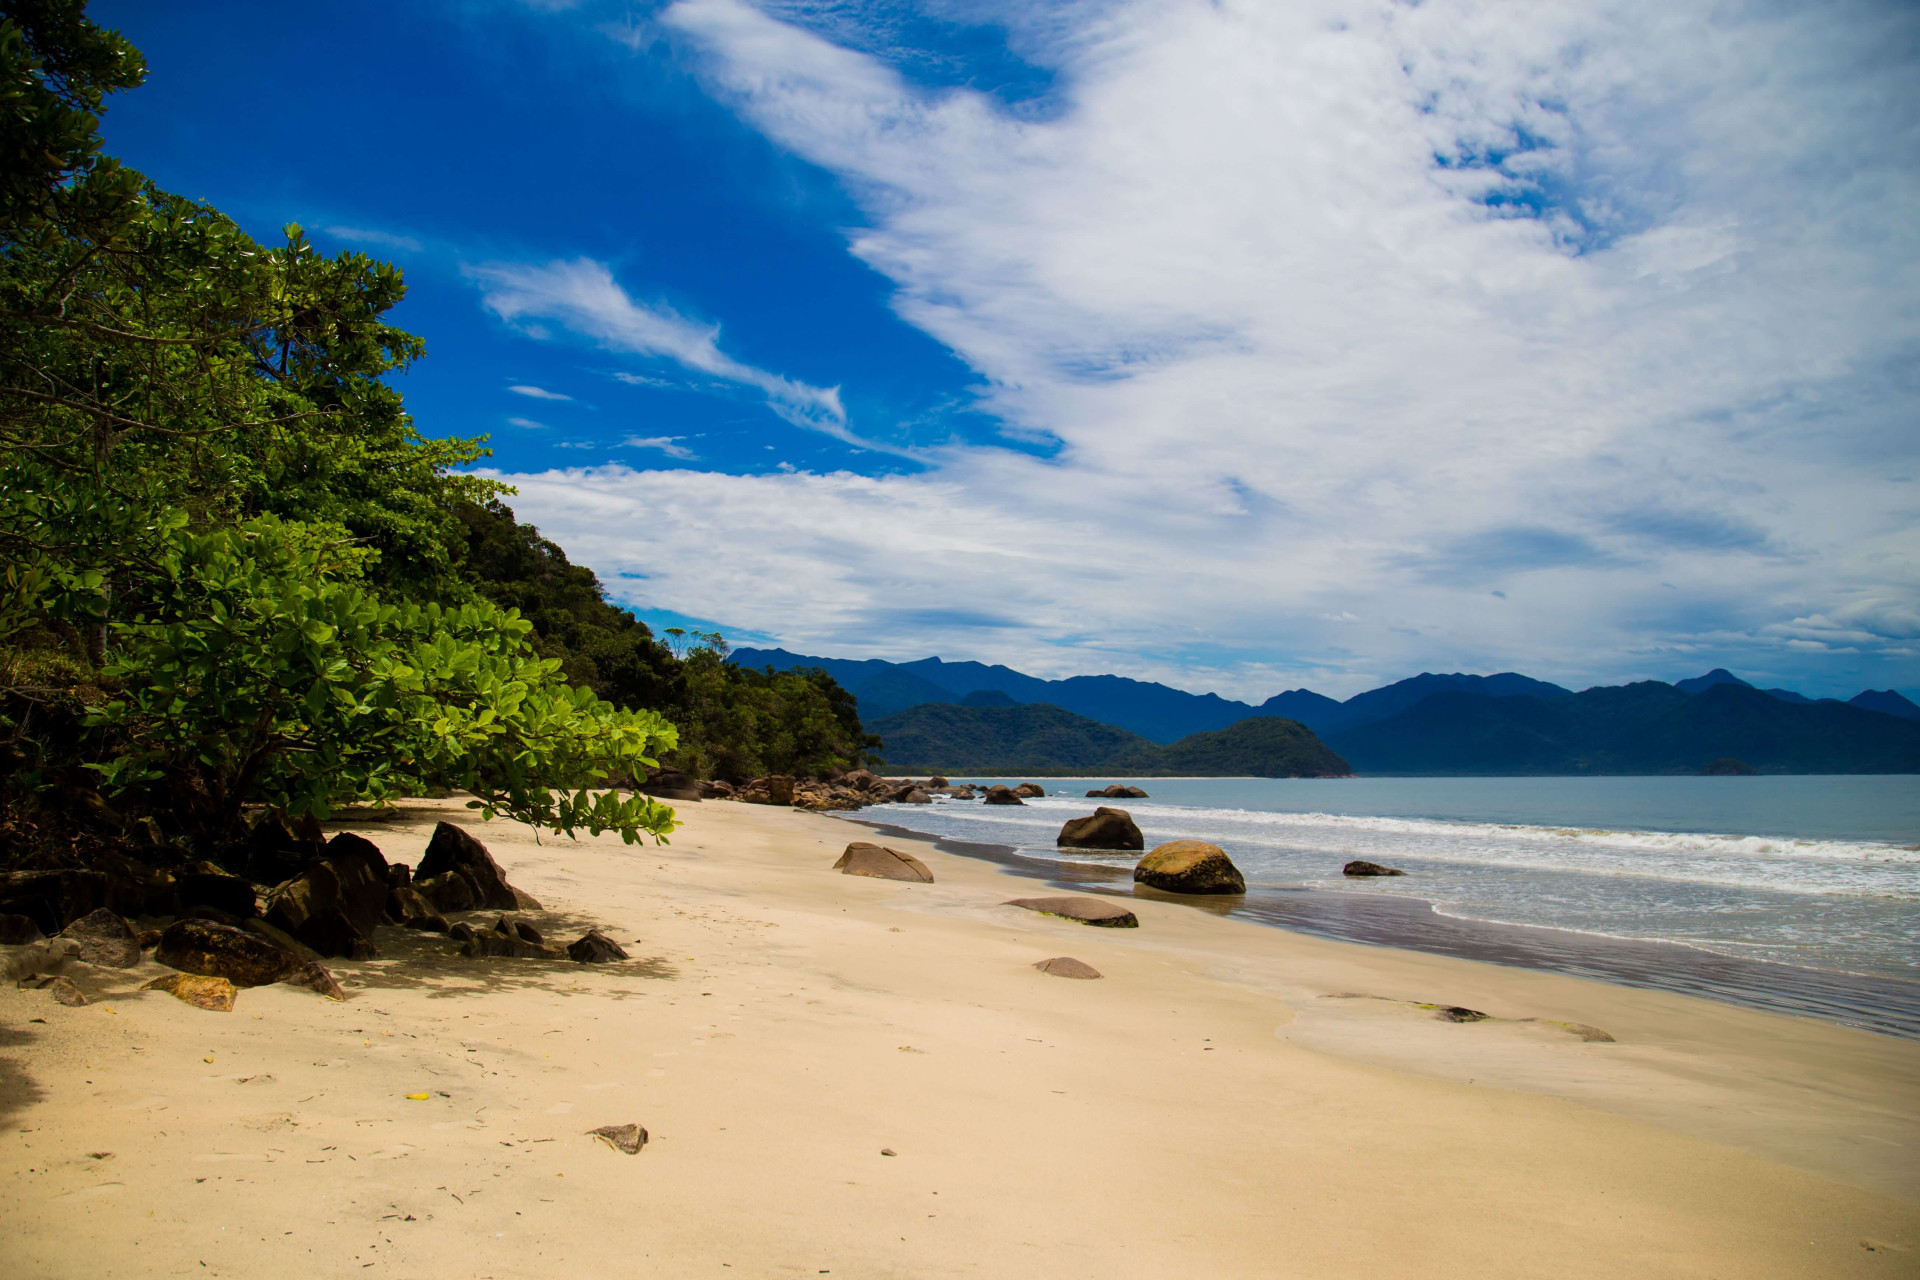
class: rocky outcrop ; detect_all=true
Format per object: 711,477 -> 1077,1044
1013,783 -> 1046,797
740,776 -> 795,806
1134,841 -> 1245,895
568,930 -> 630,963
1056,807 -> 1144,851
1342,860 -> 1405,877
1033,956 -> 1103,979
143,972 -> 235,1012
385,885 -> 450,933
154,919 -> 342,997
0,869 -> 107,935
832,842 -> 934,883
417,822 -> 524,912
1086,784 -> 1149,799
1004,896 -> 1139,927
57,909 -> 140,968
415,871 -> 477,914
263,832 -> 389,960
699,779 -> 736,799
982,785 -> 1024,806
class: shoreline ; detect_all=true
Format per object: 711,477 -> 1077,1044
840,812 -> 1920,1040
5,797 -> 1916,1276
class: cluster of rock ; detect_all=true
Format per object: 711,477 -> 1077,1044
1049,807 -> 1247,895
2,817 -> 640,1013
653,767 -> 1079,812
1086,784 -> 1149,799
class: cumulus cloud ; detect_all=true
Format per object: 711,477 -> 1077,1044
470,257 -> 850,437
497,0 -> 1920,697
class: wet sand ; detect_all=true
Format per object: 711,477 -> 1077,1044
2,797 -> 1916,1277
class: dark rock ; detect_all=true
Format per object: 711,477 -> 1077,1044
238,811 -> 325,885
1004,896 -> 1139,928
699,779 -> 736,799
641,768 -> 702,801
176,865 -> 260,921
1134,841 -> 1245,895
1056,807 -> 1144,851
263,832 -> 390,958
57,909 -> 140,969
448,922 -> 476,942
927,776 -> 949,788
405,912 -> 451,934
416,871 -> 478,914
1699,756 -> 1759,776
241,918 -> 322,964
417,822 -> 522,911
832,842 -> 934,883
1086,784 -> 1149,799
587,1123 -> 647,1154
490,915 -> 543,945
512,886 -> 543,911
0,869 -> 107,935
385,885 -> 437,928
741,776 -> 795,806
461,932 -> 561,960
181,903 -> 247,927
981,786 -> 1024,806
143,972 -> 235,1011
386,863 -> 413,889
155,919 -> 305,987
1342,860 -> 1405,877
0,914 -> 44,945
900,788 -> 932,804
1013,783 -> 1045,797
568,930 -> 630,963
1033,956 -> 1103,979
1434,1006 -> 1489,1023
134,928 -> 162,950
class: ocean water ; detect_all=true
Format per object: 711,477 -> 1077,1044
839,775 -> 1920,1032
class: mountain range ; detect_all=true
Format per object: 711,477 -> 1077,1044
732,649 -> 1920,775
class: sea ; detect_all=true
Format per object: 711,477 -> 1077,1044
835,775 -> 1920,1039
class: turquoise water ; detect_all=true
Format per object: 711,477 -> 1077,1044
849,775 -> 1920,985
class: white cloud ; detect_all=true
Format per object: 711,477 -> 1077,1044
498,0 -> 1920,698
509,384 -> 573,401
507,416 -> 549,429
470,257 -> 851,438
623,435 -> 699,460
323,225 -> 424,254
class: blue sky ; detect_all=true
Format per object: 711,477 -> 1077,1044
93,0 -> 1920,701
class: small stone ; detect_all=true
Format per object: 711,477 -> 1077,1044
587,1123 -> 647,1154
880,1148 -> 897,1157
143,973 -> 237,1012
1033,956 -> 1102,979
1434,1006 -> 1489,1023
46,976 -> 88,1006
567,931 -> 630,963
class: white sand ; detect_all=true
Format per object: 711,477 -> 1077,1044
3,797 -> 1916,1278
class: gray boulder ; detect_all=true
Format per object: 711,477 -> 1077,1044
57,908 -> 140,968
1056,807 -> 1144,851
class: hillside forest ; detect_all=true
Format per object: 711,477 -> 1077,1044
0,1 -> 876,874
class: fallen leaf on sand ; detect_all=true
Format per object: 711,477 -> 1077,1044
406,1093 -> 429,1101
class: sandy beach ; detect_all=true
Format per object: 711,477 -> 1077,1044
4,797 -> 1916,1278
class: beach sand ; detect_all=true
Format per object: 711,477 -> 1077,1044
3,797 -> 1916,1278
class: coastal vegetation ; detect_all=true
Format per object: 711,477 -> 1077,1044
0,2 -> 873,874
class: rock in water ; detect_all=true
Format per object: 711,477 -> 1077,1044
832,842 -> 935,883
1013,783 -> 1045,797
981,786 -> 1024,806
57,909 -> 139,968
1085,784 -> 1149,799
1056,807 -> 1145,851
1004,896 -> 1140,928
143,972 -> 236,1012
1342,860 -> 1405,877
1134,841 -> 1245,895
416,822 -> 523,911
1033,956 -> 1103,979
587,1123 -> 647,1154
568,931 -> 629,963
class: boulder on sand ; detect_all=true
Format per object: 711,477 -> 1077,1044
1004,896 -> 1139,928
1033,956 -> 1103,979
1056,807 -> 1144,851
175,863 -> 260,921
981,785 -> 1024,806
57,908 -> 140,968
154,919 -> 342,997
1342,860 -> 1405,877
263,832 -> 390,959
417,822 -> 525,911
641,768 -> 703,801
0,913 -> 44,945
143,972 -> 235,1012
1133,841 -> 1245,895
833,842 -> 934,883
568,930 -> 630,963
415,871 -> 477,914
